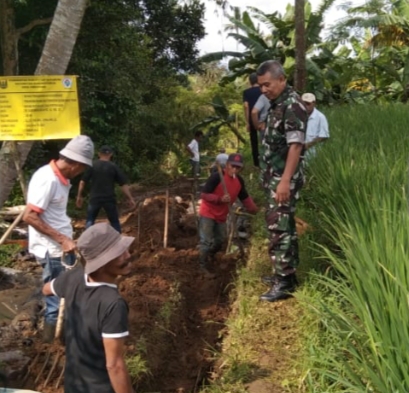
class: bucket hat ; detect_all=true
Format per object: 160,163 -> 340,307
59,135 -> 94,167
77,223 -> 135,274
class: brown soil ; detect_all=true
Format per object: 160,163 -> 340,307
6,179 -> 243,393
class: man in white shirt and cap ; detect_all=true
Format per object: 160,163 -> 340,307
301,93 -> 330,159
23,135 -> 94,342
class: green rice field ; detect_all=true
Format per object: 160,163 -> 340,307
298,103 -> 409,392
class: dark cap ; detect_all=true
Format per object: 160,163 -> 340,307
227,153 -> 244,167
99,145 -> 114,154
77,223 -> 135,274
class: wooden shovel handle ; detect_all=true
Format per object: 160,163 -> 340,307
55,298 -> 65,339
216,164 -> 229,196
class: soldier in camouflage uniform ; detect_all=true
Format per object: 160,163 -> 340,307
256,60 -> 308,302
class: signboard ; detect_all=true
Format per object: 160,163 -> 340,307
0,75 -> 80,141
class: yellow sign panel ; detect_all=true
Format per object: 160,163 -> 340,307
0,75 -> 80,141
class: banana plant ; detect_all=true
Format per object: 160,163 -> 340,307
200,0 -> 336,83
191,95 -> 246,143
330,0 -> 409,101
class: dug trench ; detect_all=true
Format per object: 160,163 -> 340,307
0,179 -> 249,392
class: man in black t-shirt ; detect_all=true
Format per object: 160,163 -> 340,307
76,145 -> 136,233
42,222 -> 135,393
243,73 -> 263,167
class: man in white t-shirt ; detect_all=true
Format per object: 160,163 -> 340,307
23,135 -> 94,342
186,131 -> 203,177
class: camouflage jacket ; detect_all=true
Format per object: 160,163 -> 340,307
259,85 -> 308,178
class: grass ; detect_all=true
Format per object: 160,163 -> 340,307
157,280 -> 182,329
125,352 -> 150,385
0,244 -> 20,268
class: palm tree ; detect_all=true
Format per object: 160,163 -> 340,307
295,0 -> 306,91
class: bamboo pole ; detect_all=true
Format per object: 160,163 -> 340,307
163,189 -> 169,248
0,208 -> 25,246
137,202 -> 141,248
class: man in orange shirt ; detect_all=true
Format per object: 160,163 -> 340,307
198,153 -> 258,276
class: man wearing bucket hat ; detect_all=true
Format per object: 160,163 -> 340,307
23,135 -> 94,342
42,223 -> 135,393
198,153 -> 258,277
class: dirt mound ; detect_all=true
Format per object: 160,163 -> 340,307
124,194 -> 199,252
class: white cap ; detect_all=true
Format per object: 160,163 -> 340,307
301,93 -> 316,103
59,135 -> 94,166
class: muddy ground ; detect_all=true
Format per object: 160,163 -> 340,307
0,178 -> 246,392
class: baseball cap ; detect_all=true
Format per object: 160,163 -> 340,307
99,145 -> 114,154
301,93 -> 316,103
227,153 -> 244,167
59,135 -> 94,167
77,223 -> 135,274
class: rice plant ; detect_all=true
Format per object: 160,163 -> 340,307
299,104 -> 409,392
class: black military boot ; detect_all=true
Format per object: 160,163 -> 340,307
259,274 -> 298,302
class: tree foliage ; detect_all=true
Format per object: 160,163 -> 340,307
0,0 -> 206,188
141,0 -> 205,73
65,0 -> 205,179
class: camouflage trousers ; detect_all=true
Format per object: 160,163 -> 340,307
262,172 -> 304,276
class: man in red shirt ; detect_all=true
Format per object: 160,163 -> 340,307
199,153 -> 258,276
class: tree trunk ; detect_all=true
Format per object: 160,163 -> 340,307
0,0 -> 18,75
0,0 -> 88,208
294,0 -> 306,92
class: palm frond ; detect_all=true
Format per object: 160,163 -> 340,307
227,32 -> 267,55
200,51 -> 245,63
